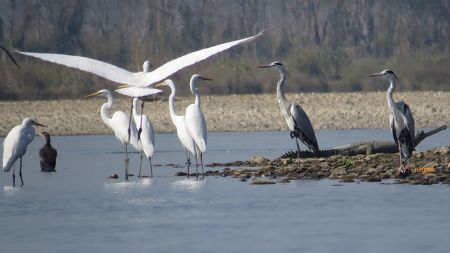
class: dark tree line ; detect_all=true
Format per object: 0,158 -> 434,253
0,0 -> 449,100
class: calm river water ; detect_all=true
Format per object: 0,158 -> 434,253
0,129 -> 449,253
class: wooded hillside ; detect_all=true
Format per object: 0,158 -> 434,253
0,0 -> 449,100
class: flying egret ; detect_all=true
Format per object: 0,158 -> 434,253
368,69 -> 415,175
2,117 -> 46,187
258,62 -> 319,163
85,89 -> 147,180
38,131 -> 57,172
185,74 -> 210,179
14,31 -> 263,88
0,44 -> 20,68
132,97 -> 155,178
155,79 -> 196,178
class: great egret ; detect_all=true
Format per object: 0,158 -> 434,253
15,31 -> 263,88
132,97 -> 155,178
0,44 -> 20,68
2,117 -> 46,187
185,74 -> 210,178
258,61 -> 319,163
368,69 -> 415,175
38,131 -> 57,172
85,89 -> 143,180
155,79 -> 196,178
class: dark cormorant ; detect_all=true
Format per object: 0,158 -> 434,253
38,132 -> 57,172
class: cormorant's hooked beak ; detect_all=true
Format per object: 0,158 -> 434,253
32,120 -> 46,128
84,91 -> 101,99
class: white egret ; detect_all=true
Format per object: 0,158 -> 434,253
14,31 -> 263,88
368,69 -> 415,175
258,62 -> 319,164
38,131 -> 57,172
2,117 -> 46,187
185,74 -> 210,179
154,79 -> 196,178
85,89 -> 144,180
132,97 -> 155,178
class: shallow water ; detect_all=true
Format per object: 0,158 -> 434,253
1,129 -> 449,253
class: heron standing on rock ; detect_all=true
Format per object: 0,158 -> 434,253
259,61 -> 319,162
369,69 -> 415,175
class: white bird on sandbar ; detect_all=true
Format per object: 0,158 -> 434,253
2,117 -> 46,187
185,74 -> 211,179
155,79 -> 196,178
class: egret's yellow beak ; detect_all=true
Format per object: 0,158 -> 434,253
32,120 -> 46,128
117,84 -> 129,89
154,82 -> 166,88
199,76 -> 212,81
84,91 -> 101,99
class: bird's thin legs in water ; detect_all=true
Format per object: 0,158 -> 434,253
200,153 -> 204,179
185,149 -> 191,179
19,157 -> 24,187
295,138 -> 301,167
127,99 -> 134,143
12,165 -> 16,187
138,152 -> 143,178
125,143 -> 129,181
149,157 -> 153,178
193,145 -> 199,179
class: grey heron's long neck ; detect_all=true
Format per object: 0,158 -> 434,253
386,78 -> 397,112
276,67 -> 290,112
168,84 -> 180,122
100,93 -> 114,127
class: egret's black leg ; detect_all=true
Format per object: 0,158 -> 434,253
12,166 -> 16,188
138,151 -> 143,178
149,157 -> 153,178
200,153 -> 204,179
19,157 -> 24,187
193,144 -> 199,179
138,101 -> 144,141
185,149 -> 190,179
125,143 -> 129,181
127,99 -> 133,143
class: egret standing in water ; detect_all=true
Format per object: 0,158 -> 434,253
258,62 -> 319,162
38,131 -> 57,172
155,80 -> 196,178
2,117 -> 46,187
186,74 -> 210,179
368,69 -> 415,175
132,97 -> 155,178
85,89 -> 143,181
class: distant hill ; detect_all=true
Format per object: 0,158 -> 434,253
0,0 -> 449,100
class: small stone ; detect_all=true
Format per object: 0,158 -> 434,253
250,155 -> 270,165
434,146 -> 450,155
175,172 -> 187,176
108,174 -> 119,179
250,179 -> 276,185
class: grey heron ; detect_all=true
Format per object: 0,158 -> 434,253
369,69 -> 415,175
185,74 -> 211,179
2,117 -> 46,187
259,61 -> 319,162
38,131 -> 57,172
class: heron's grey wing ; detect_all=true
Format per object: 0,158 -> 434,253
0,45 -> 20,68
390,114 -> 398,146
14,51 -> 146,85
143,31 -> 264,86
396,101 -> 415,145
290,103 -> 319,152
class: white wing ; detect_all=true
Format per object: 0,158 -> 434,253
15,31 -> 263,87
143,30 -> 264,86
115,86 -> 162,97
14,51 -> 148,85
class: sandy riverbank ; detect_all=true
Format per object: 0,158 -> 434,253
0,91 -> 448,136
